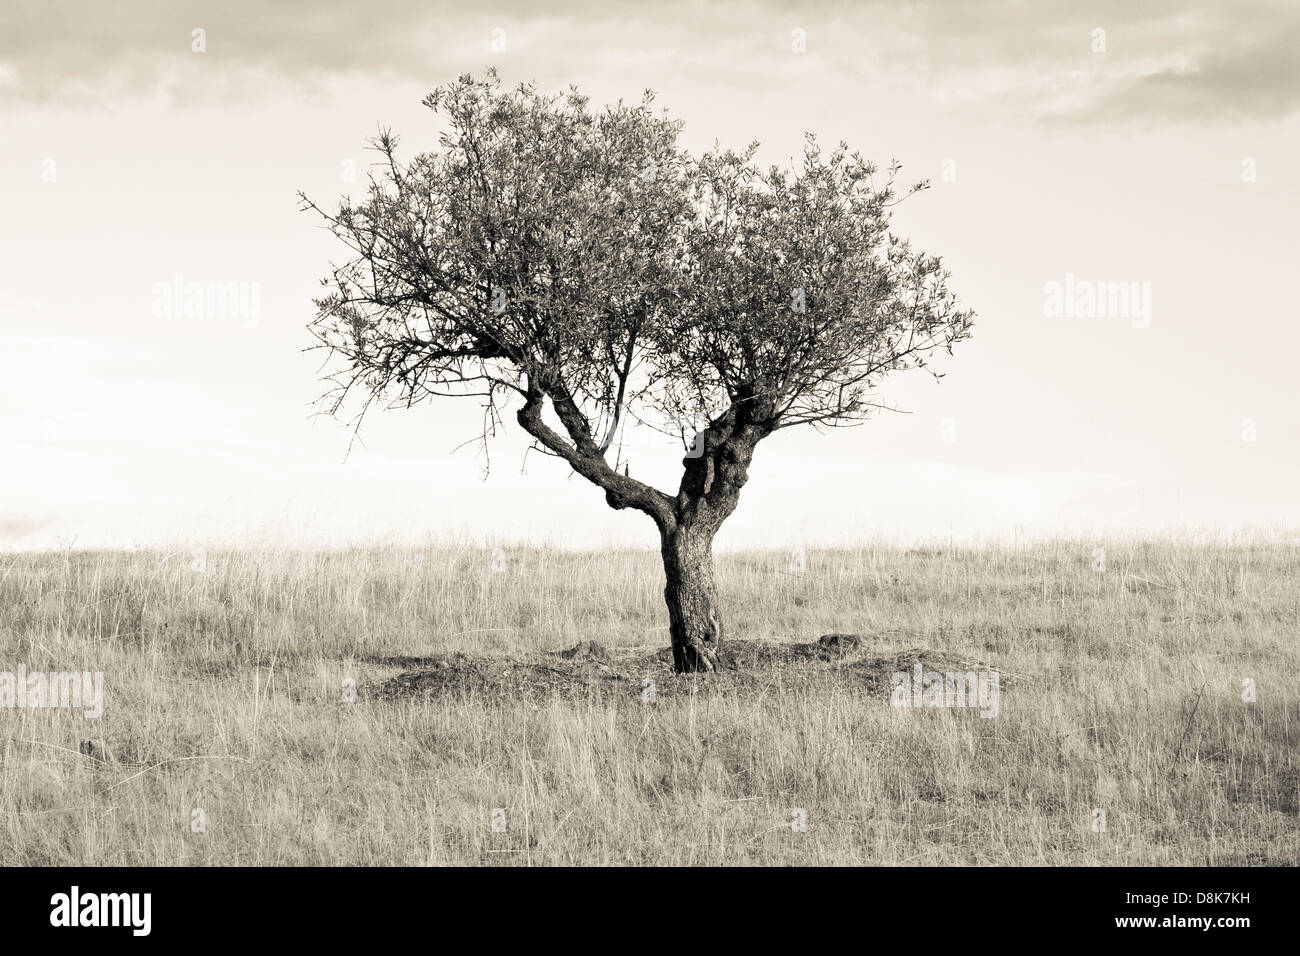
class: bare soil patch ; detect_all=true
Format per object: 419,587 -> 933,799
364,634 -> 991,704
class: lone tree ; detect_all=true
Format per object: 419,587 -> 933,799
303,72 -> 974,673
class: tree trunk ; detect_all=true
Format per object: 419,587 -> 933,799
660,524 -> 723,673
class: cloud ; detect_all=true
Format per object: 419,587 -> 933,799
2,0 -> 1297,123
1073,16 -> 1300,123
845,0 -> 1300,125
0,1 -> 625,106
0,516 -> 52,543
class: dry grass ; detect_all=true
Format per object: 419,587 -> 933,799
0,538 -> 1296,865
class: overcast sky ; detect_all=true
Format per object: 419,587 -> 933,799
2,0 -> 1297,552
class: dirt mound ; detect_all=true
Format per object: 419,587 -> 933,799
364,636 -> 1007,705
364,653 -> 610,702
817,632 -> 864,652
555,640 -> 611,662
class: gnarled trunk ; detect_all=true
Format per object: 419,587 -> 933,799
661,523 -> 722,673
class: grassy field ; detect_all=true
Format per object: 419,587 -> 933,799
0,538 -> 1296,865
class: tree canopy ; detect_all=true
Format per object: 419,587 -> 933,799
303,70 -> 973,538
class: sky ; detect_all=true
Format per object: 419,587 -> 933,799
2,0 -> 1297,552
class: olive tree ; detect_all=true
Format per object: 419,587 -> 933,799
302,71 -> 974,673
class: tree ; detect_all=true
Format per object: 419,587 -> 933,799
302,71 -> 974,673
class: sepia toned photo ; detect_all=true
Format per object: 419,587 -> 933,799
0,0 -> 1293,935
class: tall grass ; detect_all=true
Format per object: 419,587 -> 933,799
0,539 -> 1295,864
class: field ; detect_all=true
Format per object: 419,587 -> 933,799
1,539 -> 1296,865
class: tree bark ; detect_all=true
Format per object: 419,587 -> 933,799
660,523 -> 723,673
